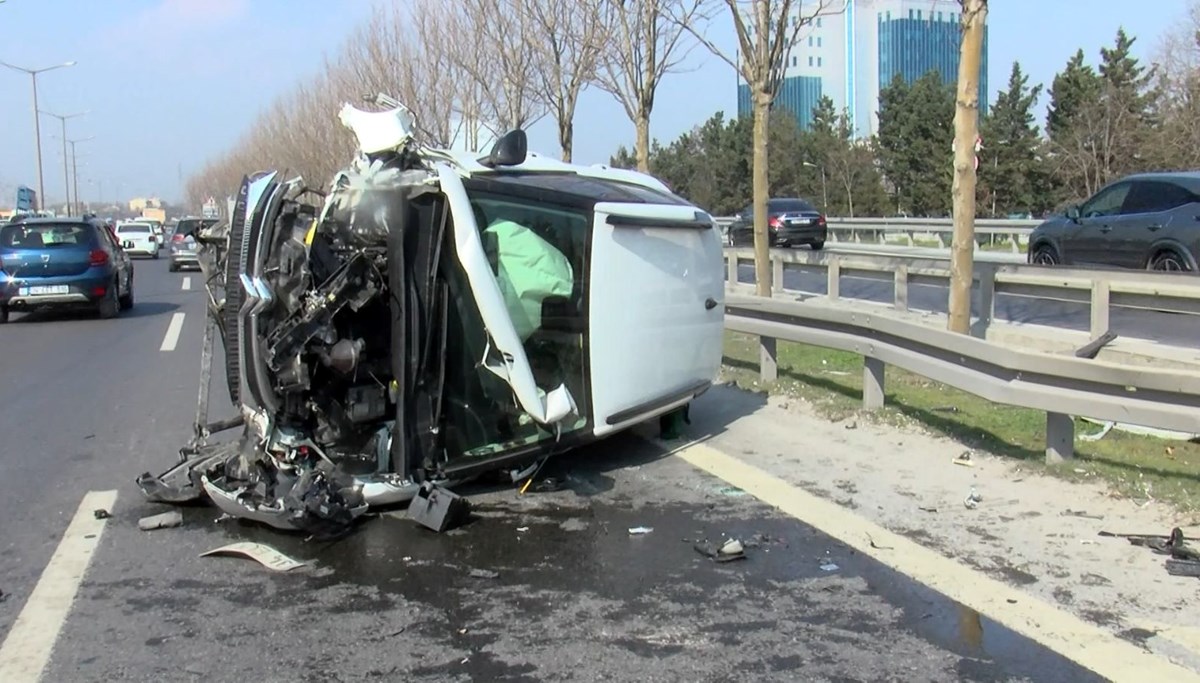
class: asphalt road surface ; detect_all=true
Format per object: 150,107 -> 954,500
0,258 -> 1101,682
735,252 -> 1196,348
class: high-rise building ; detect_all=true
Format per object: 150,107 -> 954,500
737,0 -> 988,137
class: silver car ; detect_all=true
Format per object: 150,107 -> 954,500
168,217 -> 216,272
1028,172 -> 1200,273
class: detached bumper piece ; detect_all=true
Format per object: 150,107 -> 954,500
407,482 -> 471,533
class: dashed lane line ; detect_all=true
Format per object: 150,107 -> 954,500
673,442 -> 1200,683
0,490 -> 118,683
159,312 -> 185,352
181,276 -> 191,291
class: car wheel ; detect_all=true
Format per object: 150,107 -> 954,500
1031,244 -> 1059,266
168,261 -> 178,272
0,306 -> 8,324
1150,250 -> 1191,272
98,283 -> 120,319
152,250 -> 160,260
119,273 -> 134,311
811,240 -> 825,251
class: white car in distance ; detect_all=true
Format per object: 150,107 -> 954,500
115,222 -> 161,259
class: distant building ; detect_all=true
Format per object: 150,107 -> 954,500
128,197 -> 162,212
737,0 -> 988,136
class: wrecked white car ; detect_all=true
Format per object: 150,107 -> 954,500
137,99 -> 725,533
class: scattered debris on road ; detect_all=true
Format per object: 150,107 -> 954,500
819,561 -> 840,572
200,542 -> 305,571
408,482 -> 471,533
628,526 -> 654,535
93,509 -> 112,520
964,488 -> 983,510
918,506 -> 938,513
468,568 -> 499,579
516,526 -> 530,533
1062,509 -> 1104,520
138,511 -> 183,531
694,537 -> 747,562
0,589 -> 6,603
953,452 -> 974,467
1103,527 -> 1200,577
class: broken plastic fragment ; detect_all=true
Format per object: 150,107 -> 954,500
138,511 -> 183,531
338,102 -> 416,154
468,569 -> 499,579
628,526 -> 654,535
200,542 -> 306,572
820,562 -> 840,572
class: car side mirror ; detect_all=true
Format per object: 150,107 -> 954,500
1066,205 -> 1081,221
477,129 -> 527,168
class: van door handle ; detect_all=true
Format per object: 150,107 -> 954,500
1147,224 -> 1163,231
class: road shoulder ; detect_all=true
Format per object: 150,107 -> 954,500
688,385 -> 1200,673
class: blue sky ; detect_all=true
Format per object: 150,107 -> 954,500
0,0 -> 1191,206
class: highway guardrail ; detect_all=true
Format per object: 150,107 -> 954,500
714,216 -> 1040,252
724,292 -> 1200,463
723,247 -> 1200,340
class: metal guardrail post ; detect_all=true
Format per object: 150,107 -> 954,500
726,253 -> 737,285
1045,412 -> 1075,463
772,255 -> 783,294
827,259 -> 841,300
1090,280 -> 1110,338
760,336 -> 778,382
974,265 -> 996,338
894,265 -> 909,311
863,357 -> 886,409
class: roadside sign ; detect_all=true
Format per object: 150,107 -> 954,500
202,196 -> 218,219
16,186 -> 36,211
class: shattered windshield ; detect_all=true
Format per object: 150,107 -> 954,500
441,191 -> 591,459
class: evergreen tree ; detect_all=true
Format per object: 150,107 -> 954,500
1046,49 -> 1100,142
876,71 -> 955,216
979,62 -> 1051,216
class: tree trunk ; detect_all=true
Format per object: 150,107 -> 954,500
752,92 -> 771,297
560,117 -> 574,163
948,0 -> 987,334
635,112 -> 651,173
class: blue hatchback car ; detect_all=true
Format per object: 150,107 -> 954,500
0,216 -> 135,322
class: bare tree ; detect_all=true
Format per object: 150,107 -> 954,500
1152,1 -> 1200,169
599,0 -> 702,174
682,0 -> 840,297
448,0 -> 547,136
948,0 -> 987,334
521,0 -> 609,161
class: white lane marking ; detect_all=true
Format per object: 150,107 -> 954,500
181,276 -> 191,291
159,312 -> 185,352
674,443 -> 1200,683
0,490 -> 118,683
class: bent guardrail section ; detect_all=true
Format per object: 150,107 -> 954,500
724,293 -> 1200,463
714,217 -> 1040,252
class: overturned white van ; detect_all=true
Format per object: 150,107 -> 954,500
137,100 -> 725,533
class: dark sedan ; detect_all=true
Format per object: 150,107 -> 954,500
0,217 -> 135,321
728,198 -> 827,250
1028,172 -> 1200,272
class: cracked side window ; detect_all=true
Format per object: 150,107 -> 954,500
440,192 -> 591,461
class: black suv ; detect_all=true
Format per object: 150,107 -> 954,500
0,216 -> 135,321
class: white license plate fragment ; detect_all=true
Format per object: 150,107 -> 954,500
20,285 -> 69,296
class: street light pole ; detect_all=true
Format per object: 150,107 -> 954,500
41,110 -> 87,216
68,136 -> 93,216
0,60 -> 77,213
803,161 -> 829,212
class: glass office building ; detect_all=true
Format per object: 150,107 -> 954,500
736,0 -> 988,136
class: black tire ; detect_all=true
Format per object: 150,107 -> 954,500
119,272 -> 134,311
0,306 -> 8,324
97,283 -> 120,319
152,250 -> 160,260
168,261 -> 178,272
811,240 -> 826,251
1149,250 -> 1192,272
1031,244 -> 1059,266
